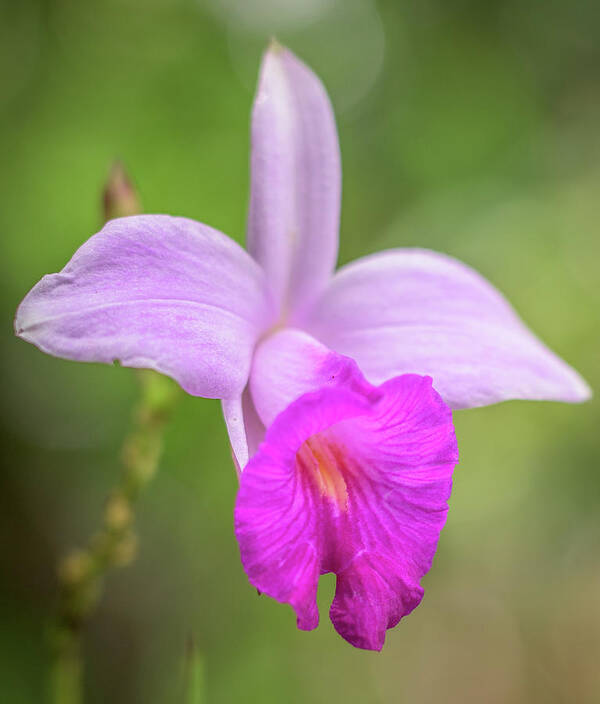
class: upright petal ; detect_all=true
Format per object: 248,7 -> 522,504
235,359 -> 458,650
247,43 -> 341,318
302,249 -> 590,408
16,215 -> 276,399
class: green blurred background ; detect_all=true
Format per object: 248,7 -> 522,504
1,0 -> 599,702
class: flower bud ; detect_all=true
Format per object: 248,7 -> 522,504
102,161 -> 141,221
104,492 -> 132,532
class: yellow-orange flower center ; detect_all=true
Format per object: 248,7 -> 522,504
296,435 -> 348,511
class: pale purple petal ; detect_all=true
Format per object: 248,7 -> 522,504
16,215 -> 276,399
247,43 -> 341,318
303,249 -> 591,408
222,389 -> 266,474
235,361 -> 458,651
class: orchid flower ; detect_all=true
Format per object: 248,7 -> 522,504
15,43 -> 589,650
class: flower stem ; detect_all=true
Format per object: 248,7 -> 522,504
49,369 -> 179,704
48,163 -> 179,704
182,637 -> 206,704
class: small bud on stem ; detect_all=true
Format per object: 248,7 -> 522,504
102,161 -> 142,221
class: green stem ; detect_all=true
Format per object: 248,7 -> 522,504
48,161 -> 166,704
49,639 -> 82,704
49,369 -> 179,704
183,638 -> 206,704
